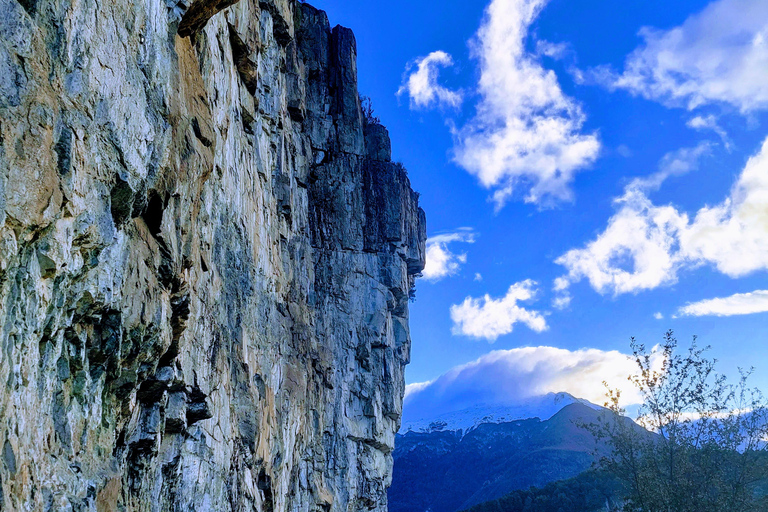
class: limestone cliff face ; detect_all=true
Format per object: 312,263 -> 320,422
0,0 -> 426,510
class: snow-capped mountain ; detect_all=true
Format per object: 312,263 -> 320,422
391,400 -> 623,512
400,391 -> 603,434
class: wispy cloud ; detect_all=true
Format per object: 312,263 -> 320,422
687,115 -> 731,149
616,144 -> 633,158
632,141 -> 713,191
535,39 -> 570,59
552,294 -> 571,310
450,279 -> 547,341
404,346 -> 661,418
590,0 -> 768,113
679,290 -> 768,317
555,136 -> 768,296
551,277 -> 572,310
421,229 -> 476,282
451,0 -> 600,208
397,51 -> 463,110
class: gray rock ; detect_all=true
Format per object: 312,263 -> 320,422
2,439 -> 15,476
365,123 -> 393,162
177,0 -> 241,38
0,1 -> 425,511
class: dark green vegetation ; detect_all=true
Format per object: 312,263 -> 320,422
389,403 -> 638,512
461,470 -> 625,512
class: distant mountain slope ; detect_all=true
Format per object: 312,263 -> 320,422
389,401 -> 638,512
400,392 -> 600,434
460,470 -> 626,512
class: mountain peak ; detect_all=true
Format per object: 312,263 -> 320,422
400,392 -> 601,434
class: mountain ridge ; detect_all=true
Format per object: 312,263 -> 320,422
400,391 -> 604,435
390,400 -> 621,512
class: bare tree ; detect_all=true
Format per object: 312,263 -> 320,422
360,95 -> 381,126
591,331 -> 768,512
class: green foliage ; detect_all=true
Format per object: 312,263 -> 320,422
591,330 -> 768,512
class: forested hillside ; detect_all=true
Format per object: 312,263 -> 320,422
389,403 -> 640,512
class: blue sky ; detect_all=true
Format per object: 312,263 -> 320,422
314,0 -> 768,412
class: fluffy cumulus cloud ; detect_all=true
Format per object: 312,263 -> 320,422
679,290 -> 768,317
453,0 -> 600,208
397,51 -> 463,110
556,136 -> 768,296
420,229 -> 476,281
596,0 -> 768,112
404,346 -> 660,418
679,139 -> 768,277
450,280 -> 547,340
556,188 -> 687,295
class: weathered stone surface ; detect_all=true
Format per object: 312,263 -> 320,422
0,0 -> 426,510
365,123 -> 393,162
178,0 -> 240,38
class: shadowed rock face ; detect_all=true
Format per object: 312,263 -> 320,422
0,0 -> 426,510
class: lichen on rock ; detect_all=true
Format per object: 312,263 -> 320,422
0,0 -> 426,510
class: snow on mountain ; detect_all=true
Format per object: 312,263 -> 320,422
400,392 -> 603,433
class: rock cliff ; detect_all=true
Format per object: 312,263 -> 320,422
0,0 -> 426,510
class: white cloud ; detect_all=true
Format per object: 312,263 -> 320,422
453,0 -> 600,208
654,312 -> 664,320
535,39 -> 569,59
616,144 -> 633,158
397,51 -> 463,110
474,273 -> 483,281
679,290 -> 768,317
597,0 -> 768,113
687,115 -> 731,149
552,277 -> 571,309
420,229 -> 476,282
682,137 -> 768,277
556,136 -> 768,296
555,188 -> 688,295
404,380 -> 435,401
553,276 -> 569,291
552,294 -> 571,310
632,141 -> 713,191
450,279 -> 547,341
404,346 -> 662,419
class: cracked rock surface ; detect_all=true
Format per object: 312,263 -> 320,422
0,0 -> 426,510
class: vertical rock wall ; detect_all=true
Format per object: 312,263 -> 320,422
0,0 -> 426,510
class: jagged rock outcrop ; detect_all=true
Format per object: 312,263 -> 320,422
0,0 -> 426,510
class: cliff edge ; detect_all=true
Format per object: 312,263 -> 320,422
0,0 -> 426,510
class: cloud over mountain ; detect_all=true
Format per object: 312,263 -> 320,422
404,346 -> 657,424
